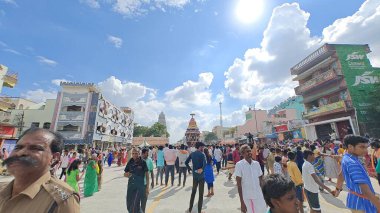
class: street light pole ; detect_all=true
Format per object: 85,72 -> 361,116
254,104 -> 258,135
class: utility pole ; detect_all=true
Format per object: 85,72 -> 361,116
254,104 -> 258,135
219,102 -> 223,142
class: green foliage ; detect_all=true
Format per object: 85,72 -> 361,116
133,122 -> 170,137
204,132 -> 218,143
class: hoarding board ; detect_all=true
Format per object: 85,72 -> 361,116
335,45 -> 380,136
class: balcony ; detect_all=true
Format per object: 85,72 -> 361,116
304,100 -> 348,119
295,69 -> 339,95
0,97 -> 13,111
2,73 -> 18,88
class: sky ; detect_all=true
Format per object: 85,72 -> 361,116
1,0 -> 380,143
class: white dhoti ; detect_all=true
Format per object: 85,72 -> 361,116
243,197 -> 267,213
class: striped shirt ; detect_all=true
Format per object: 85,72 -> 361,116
342,154 -> 377,212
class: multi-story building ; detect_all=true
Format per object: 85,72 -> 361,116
291,43 -> 380,140
51,82 -> 134,149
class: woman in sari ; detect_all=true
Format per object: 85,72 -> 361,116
84,154 -> 98,197
97,159 -> 103,190
117,150 -> 122,166
121,149 -> 128,166
107,151 -> 114,167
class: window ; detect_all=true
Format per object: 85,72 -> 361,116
43,122 -> 51,129
58,124 -> 80,132
31,122 -> 40,128
66,105 -> 83,112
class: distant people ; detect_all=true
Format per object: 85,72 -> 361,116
124,148 -> 149,213
235,144 -> 267,213
213,146 -> 223,175
185,142 -> 206,213
59,150 -> 70,179
107,151 -> 114,167
323,144 -> 340,182
267,148 -> 275,174
156,146 -> 165,186
204,148 -> 215,197
164,145 -> 177,187
274,156 -> 283,175
177,144 -> 190,187
97,159 -> 103,191
262,174 -> 298,213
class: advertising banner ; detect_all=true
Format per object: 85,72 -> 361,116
335,45 -> 380,136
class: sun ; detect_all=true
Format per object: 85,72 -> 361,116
235,0 -> 264,24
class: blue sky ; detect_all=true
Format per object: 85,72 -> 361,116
1,0 -> 379,142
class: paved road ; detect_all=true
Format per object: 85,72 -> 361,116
1,165 -> 378,212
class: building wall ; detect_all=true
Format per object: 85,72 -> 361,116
237,110 -> 267,137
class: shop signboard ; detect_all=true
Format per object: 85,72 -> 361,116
275,124 -> 288,133
335,45 -> 380,122
0,126 -> 15,138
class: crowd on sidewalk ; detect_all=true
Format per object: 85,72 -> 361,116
1,127 -> 380,213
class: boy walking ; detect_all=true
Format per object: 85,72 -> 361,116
302,150 -> 332,213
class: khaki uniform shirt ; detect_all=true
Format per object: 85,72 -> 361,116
0,172 -> 80,213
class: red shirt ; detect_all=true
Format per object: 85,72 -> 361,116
232,149 -> 241,164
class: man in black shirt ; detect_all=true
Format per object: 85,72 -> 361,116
185,142 -> 206,213
124,148 -> 149,213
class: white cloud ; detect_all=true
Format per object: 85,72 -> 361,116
225,0 -> 380,108
111,0 -> 192,16
36,56 -> 58,66
79,0 -> 100,8
98,76 -> 158,107
165,72 -> 214,108
0,41 -> 6,47
1,0 -> 18,7
21,89 -> 57,103
321,0 -> 380,67
51,79 -> 70,86
107,35 -> 123,48
3,48 -> 21,55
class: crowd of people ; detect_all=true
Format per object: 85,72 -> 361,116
1,127 -> 380,213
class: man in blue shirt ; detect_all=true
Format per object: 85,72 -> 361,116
185,142 -> 206,213
340,135 -> 380,212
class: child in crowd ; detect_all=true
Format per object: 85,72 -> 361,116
262,174 -> 298,213
274,156 -> 283,175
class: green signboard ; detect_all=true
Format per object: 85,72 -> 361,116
246,113 -> 252,120
335,45 -> 380,136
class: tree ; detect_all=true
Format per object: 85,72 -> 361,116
204,132 -> 218,143
133,122 -> 170,137
145,122 -> 170,137
133,124 -> 149,137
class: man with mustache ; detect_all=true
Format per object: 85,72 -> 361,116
0,128 -> 80,213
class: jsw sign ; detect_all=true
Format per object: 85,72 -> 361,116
353,71 -> 380,86
346,52 -> 365,61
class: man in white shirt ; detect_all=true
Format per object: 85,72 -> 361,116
59,150 -> 69,179
213,146 -> 223,175
235,144 -> 266,213
302,150 -> 332,213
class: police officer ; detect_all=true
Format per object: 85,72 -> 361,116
124,148 -> 149,213
0,128 -> 80,213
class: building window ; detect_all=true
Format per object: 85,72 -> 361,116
31,122 -> 40,128
43,122 -> 51,129
58,124 -> 81,132
66,105 -> 83,112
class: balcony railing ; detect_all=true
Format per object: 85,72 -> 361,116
295,69 -> 338,95
304,100 -> 347,118
0,97 -> 13,111
2,73 -> 18,88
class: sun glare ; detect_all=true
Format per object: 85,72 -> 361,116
235,0 -> 264,24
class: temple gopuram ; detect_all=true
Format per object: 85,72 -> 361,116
185,113 -> 200,147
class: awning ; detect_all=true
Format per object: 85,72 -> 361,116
266,133 -> 278,139
304,116 -> 351,127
